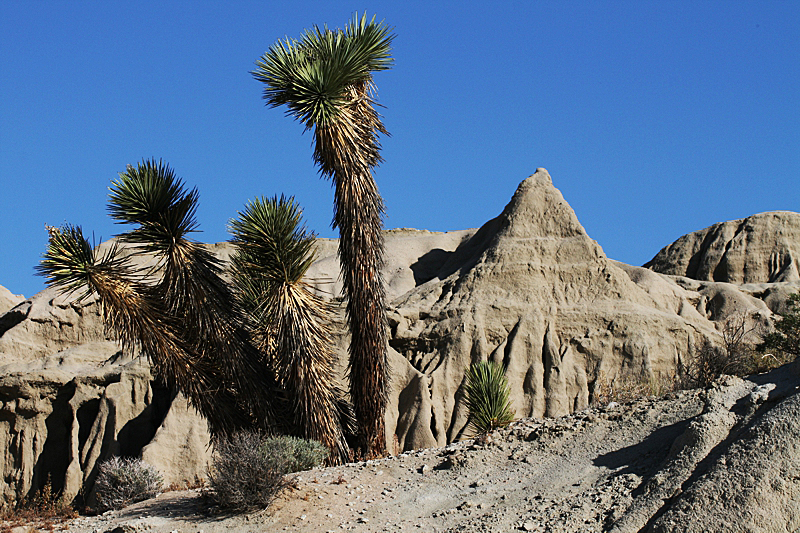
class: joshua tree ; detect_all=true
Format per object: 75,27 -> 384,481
229,195 -> 350,464
252,12 -> 394,457
38,160 -> 285,437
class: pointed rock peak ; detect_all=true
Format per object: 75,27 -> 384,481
496,168 -> 589,240
533,168 -> 552,183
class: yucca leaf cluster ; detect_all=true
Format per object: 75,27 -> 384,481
229,196 -> 350,464
253,13 -> 393,131
38,160 -> 288,438
38,160 -> 361,465
39,10 -> 398,465
465,361 -> 516,436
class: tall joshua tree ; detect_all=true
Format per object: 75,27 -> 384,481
252,13 -> 394,457
229,195 -> 350,464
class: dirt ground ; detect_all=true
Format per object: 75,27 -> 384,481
50,389 -> 707,533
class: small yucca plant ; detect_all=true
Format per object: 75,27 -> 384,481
464,361 -> 515,436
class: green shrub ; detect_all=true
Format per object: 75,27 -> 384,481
209,432 -> 327,512
94,457 -> 163,512
260,435 -> 327,473
464,361 -> 515,436
685,311 -> 782,388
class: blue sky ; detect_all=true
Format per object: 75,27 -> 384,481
1,1 -> 798,298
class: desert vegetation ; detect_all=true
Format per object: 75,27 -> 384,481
31,11 -> 398,513
94,457 -> 163,512
36,161 -> 361,514
588,307 -> 796,407
464,361 -> 516,436
0,477 -> 77,532
37,10 -> 397,473
252,12 -> 394,458
760,293 -> 800,363
208,433 -> 327,512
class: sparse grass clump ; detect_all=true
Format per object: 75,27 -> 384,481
590,367 -> 680,407
464,361 -> 515,436
0,476 -> 77,530
95,456 -> 163,512
208,432 -> 327,512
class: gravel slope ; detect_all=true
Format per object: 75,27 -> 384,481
61,390 -> 705,533
20,363 -> 798,533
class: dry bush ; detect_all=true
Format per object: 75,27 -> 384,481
95,457 -> 163,512
591,369 -> 676,406
685,312 -> 772,388
759,292 -> 800,365
0,476 -> 77,531
209,432 -> 287,512
259,435 -> 327,473
208,432 -> 326,512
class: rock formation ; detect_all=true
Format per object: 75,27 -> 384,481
645,211 -> 800,284
0,286 -> 23,316
1,168 -> 795,508
383,170 -> 777,447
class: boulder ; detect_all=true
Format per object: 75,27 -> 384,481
0,289 -> 110,367
141,393 -> 211,488
649,369 -> 800,532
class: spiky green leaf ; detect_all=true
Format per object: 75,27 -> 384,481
252,12 -> 394,130
108,159 -> 199,252
465,361 -> 516,436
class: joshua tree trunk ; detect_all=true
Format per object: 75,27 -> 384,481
333,169 -> 388,457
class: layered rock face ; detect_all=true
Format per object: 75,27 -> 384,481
645,211 -> 800,284
383,169 -> 775,447
0,310 -> 211,506
0,168 -> 794,507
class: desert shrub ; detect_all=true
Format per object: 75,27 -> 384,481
686,312 -> 776,387
591,369 -> 677,406
760,293 -> 800,364
464,361 -> 515,436
209,432 -> 327,512
260,435 -> 327,473
95,457 -> 163,512
0,475 -> 77,527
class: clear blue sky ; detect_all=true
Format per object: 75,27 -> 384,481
1,1 -> 798,298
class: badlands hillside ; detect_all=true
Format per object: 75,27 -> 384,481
1,169 -> 799,531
